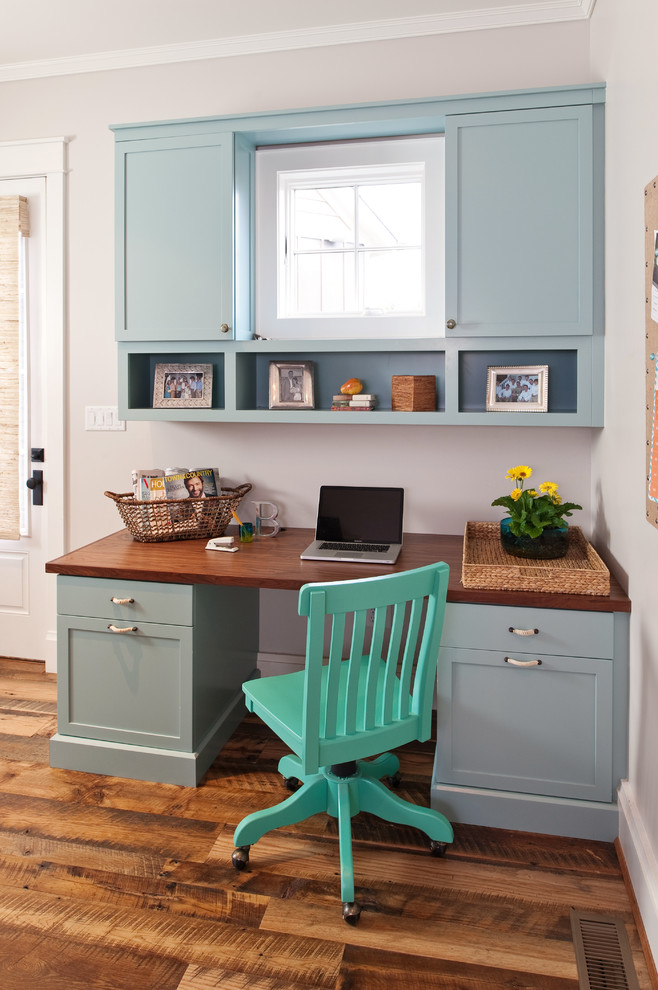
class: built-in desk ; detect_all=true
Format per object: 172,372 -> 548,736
46,528 -> 630,839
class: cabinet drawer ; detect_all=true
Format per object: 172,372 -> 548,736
57,576 -> 194,626
57,614 -> 193,750
436,647 -> 613,801
442,603 -> 614,659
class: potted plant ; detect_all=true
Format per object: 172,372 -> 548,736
491,465 -> 582,559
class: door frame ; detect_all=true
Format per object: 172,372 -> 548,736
0,137 -> 67,670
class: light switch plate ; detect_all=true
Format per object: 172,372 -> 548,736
85,406 -> 126,431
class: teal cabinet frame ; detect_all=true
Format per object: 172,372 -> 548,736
431,603 -> 629,841
50,576 -> 260,786
118,334 -> 602,426
111,83 -> 605,426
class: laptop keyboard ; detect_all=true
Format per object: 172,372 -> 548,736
319,541 -> 390,553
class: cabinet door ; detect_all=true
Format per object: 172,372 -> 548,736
116,132 -> 234,341
57,615 -> 193,750
436,648 -> 613,801
445,106 -> 595,337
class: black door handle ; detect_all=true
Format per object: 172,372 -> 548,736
26,470 -> 43,505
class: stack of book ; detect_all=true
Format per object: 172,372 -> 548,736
331,393 -> 377,411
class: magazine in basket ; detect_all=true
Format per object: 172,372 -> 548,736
134,468 -> 221,501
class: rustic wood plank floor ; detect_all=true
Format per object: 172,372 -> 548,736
0,658 -> 655,989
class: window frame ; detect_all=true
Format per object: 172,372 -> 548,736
256,135 -> 445,340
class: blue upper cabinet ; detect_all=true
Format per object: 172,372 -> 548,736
115,131 -> 251,341
444,105 -> 600,337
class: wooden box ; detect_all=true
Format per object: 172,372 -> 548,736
391,375 -> 436,412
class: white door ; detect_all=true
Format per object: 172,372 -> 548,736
0,141 -> 66,671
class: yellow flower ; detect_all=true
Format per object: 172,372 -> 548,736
526,489 -> 538,497
510,488 -> 523,501
506,465 -> 532,481
539,481 -> 558,495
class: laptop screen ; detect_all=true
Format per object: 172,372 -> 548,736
315,486 -> 404,544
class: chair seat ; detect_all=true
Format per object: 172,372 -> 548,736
244,655 -> 417,772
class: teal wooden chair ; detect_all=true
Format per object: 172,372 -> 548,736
231,561 -> 452,923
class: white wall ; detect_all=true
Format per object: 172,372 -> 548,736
590,0 -> 658,961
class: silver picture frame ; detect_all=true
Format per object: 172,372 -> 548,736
269,361 -> 314,409
486,364 -> 548,413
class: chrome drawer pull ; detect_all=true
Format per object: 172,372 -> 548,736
107,623 -> 138,633
504,656 -> 542,667
110,597 -> 134,605
509,627 -> 539,636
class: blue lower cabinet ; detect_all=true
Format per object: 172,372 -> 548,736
50,577 -> 259,786
432,603 -> 629,840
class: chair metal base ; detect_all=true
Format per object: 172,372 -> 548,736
232,751 -> 453,922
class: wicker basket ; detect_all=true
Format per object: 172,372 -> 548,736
391,375 -> 436,412
462,521 -> 610,596
105,483 -> 252,543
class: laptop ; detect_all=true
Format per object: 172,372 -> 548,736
300,485 -> 404,564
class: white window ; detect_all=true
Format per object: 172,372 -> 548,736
256,137 -> 444,339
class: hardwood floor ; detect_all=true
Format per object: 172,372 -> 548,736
0,658 -> 655,990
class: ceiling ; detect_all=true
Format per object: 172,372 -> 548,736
0,0 -> 596,82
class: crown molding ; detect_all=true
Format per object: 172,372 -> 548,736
0,1 -> 596,84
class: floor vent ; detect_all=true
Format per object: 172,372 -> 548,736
570,910 -> 640,990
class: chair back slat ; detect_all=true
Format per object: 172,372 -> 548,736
396,596 -> 421,719
381,602 -> 403,723
363,605 -> 386,730
343,609 -> 366,734
324,610 -> 346,739
298,562 -> 449,774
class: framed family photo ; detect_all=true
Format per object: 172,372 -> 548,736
269,361 -> 315,409
153,363 -> 213,409
486,364 -> 549,413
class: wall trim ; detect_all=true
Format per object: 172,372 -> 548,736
0,1 -> 595,83
0,137 -> 68,672
618,780 -> 658,965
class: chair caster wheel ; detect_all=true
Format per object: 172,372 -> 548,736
342,901 -> 361,925
385,771 -> 402,788
284,776 -> 301,791
430,840 -> 448,857
232,845 -> 250,870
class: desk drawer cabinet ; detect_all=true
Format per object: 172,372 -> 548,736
432,602 -> 628,840
51,576 -> 259,785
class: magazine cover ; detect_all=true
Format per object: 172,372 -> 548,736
138,475 -> 167,501
163,468 -> 221,499
135,467 -> 221,500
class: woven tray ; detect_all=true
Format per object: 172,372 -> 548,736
462,521 -> 610,595
105,483 -> 252,543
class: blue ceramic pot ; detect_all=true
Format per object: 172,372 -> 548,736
500,518 -> 569,559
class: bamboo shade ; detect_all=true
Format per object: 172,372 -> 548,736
0,196 -> 29,540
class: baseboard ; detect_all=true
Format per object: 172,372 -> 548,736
257,651 -> 305,677
618,780 -> 658,973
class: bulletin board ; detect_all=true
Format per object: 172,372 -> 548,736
645,174 -> 658,528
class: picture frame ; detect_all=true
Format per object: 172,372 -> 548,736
153,363 -> 213,409
269,360 -> 314,409
486,365 -> 549,413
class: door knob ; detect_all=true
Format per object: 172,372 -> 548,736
26,470 -> 43,505
220,323 -> 230,333
446,319 -> 456,330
